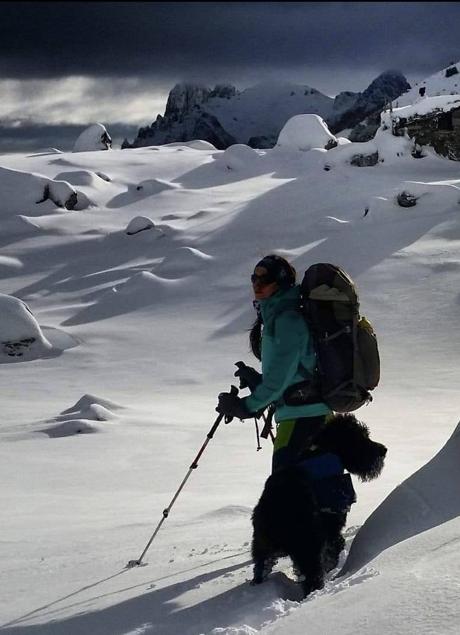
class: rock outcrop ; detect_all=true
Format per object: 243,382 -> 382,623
328,70 -> 411,140
73,123 -> 112,152
123,84 -> 237,150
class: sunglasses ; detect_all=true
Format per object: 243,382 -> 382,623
251,273 -> 275,286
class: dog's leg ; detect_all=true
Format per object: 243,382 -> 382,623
290,537 -> 325,598
251,533 -> 277,585
321,512 -> 347,573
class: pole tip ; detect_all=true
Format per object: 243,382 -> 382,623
126,559 -> 148,569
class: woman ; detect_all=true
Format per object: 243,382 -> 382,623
217,254 -> 331,472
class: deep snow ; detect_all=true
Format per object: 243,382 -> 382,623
0,112 -> 460,634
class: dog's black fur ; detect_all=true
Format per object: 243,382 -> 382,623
251,413 -> 387,597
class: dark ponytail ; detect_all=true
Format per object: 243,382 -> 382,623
249,315 -> 263,361
249,299 -> 263,360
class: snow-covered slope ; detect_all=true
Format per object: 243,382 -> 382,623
394,59 -> 460,107
1,114 -> 460,634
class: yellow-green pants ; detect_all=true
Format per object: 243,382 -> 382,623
272,415 -> 327,473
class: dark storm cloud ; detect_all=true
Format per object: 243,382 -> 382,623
1,2 -> 459,82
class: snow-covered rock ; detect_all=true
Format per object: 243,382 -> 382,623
0,293 -> 52,361
276,114 -> 337,152
135,178 -> 180,195
54,170 -> 105,187
214,143 -> 261,170
73,123 -> 112,152
125,216 -> 157,235
0,165 -> 78,215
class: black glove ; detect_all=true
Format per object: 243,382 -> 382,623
234,361 -> 262,391
216,391 -> 252,420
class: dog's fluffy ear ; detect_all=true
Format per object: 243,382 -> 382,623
323,413 -> 387,481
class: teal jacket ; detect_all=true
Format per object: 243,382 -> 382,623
242,285 -> 331,422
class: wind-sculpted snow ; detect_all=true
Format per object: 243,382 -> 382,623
62,271 -> 191,325
154,246 -> 213,277
342,420 -> 460,574
41,394 -> 123,437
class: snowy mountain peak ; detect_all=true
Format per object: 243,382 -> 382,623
124,71 -> 411,150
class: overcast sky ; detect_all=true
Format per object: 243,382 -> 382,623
1,2 -> 459,152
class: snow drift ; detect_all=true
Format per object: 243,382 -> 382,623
342,419 -> 460,575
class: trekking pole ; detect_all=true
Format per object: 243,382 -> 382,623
260,406 -> 276,444
126,387 -> 237,569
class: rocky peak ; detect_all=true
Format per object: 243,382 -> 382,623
328,70 -> 410,135
209,84 -> 238,99
360,70 -> 411,108
164,83 -> 211,120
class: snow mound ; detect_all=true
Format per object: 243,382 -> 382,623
126,216 -> 160,235
41,394 -> 122,438
365,179 -> 460,221
73,123 -> 112,152
276,114 -> 337,152
342,419 -> 460,575
41,420 -> 99,437
62,393 -> 123,414
166,140 -> 217,151
324,139 -> 379,169
0,166 -> 78,216
215,144 -> 260,170
186,140 -> 217,150
54,170 -> 108,187
136,178 -> 180,194
155,246 -> 214,276
0,293 -> 52,362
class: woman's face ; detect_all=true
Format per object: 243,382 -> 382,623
251,266 -> 279,300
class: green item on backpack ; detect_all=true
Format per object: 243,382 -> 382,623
283,263 -> 380,413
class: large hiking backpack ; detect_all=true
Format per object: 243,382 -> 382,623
284,263 -> 380,413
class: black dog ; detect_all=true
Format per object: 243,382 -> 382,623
251,413 -> 387,597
